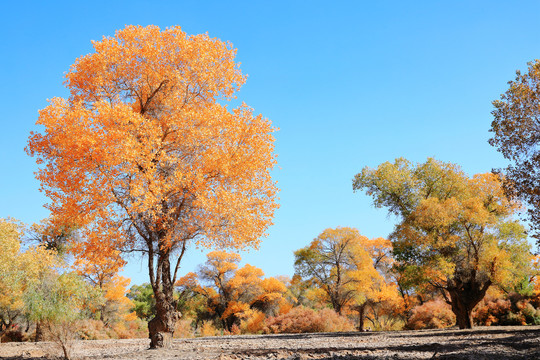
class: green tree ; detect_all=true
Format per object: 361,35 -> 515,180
489,59 -> 540,242
25,272 -> 102,359
0,218 -> 59,339
127,283 -> 156,321
353,158 -> 534,329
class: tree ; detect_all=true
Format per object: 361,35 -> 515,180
70,234 -> 131,325
96,275 -> 134,325
353,158 -> 533,328
187,251 -> 288,331
489,59 -> 540,242
352,236 -> 403,331
293,227 -> 386,325
174,272 -> 204,320
26,25 -> 278,348
25,272 -> 102,360
222,264 -> 288,330
127,283 -> 156,321
0,218 -> 59,340
198,251 -> 241,306
0,218 -> 27,336
29,218 -> 77,255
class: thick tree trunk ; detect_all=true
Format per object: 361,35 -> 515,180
148,249 -> 181,349
148,293 -> 179,349
447,278 -> 491,329
450,296 -> 474,329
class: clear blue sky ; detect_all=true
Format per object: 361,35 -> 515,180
2,1 -> 539,285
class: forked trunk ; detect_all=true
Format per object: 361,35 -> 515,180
447,278 -> 491,329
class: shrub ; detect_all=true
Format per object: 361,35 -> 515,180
43,320 -> 80,360
24,273 -> 102,359
111,322 -> 131,339
230,323 -> 241,335
367,314 -> 405,331
263,307 -> 354,334
240,310 -> 266,334
174,317 -> 195,338
521,302 -> 540,325
406,300 -> 455,330
123,318 -> 148,338
78,319 -> 108,340
473,297 -> 511,326
78,318 -> 147,340
503,312 -> 526,325
199,321 -> 219,337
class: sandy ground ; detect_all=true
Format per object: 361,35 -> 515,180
1,326 -> 540,359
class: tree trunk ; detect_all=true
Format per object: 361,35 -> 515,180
34,321 -> 43,342
330,291 -> 343,315
450,296 -> 474,329
447,278 -> 491,329
148,250 -> 181,349
357,303 -> 366,331
148,294 -> 178,349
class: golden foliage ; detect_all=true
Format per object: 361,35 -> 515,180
173,317 -> 195,339
26,26 -> 279,307
0,218 -> 59,330
240,309 -> 266,334
191,251 -> 289,331
295,227 -> 398,318
199,321 -> 219,337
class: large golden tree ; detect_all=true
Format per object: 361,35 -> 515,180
353,158 -> 532,329
27,25 -> 278,348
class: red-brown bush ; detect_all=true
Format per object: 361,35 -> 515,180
263,307 -> 354,334
473,297 -> 512,326
406,300 -> 455,330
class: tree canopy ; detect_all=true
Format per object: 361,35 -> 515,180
26,25 -> 278,348
353,158 -> 533,328
0,218 -> 59,336
489,59 -> 540,242
293,227 -> 397,331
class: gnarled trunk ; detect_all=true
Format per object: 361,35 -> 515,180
148,247 -> 181,348
447,278 -> 491,329
148,292 -> 179,348
450,295 -> 474,329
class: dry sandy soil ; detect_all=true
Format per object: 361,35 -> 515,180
1,326 -> 540,360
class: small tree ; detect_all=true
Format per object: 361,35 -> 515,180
25,272 -> 102,360
184,251 -> 288,332
294,227 -> 390,328
294,227 -> 362,314
0,218 -> 58,341
127,283 -> 156,321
